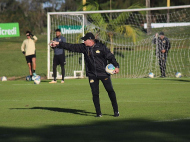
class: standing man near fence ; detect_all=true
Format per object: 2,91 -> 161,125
153,32 -> 171,77
51,32 -> 120,117
21,31 -> 38,81
49,29 -> 66,84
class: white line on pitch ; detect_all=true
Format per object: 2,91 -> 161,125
11,83 -> 189,86
0,100 -> 189,104
0,100 -> 91,102
114,83 -> 189,85
12,84 -> 86,85
119,100 -> 189,104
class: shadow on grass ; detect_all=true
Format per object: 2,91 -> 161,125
0,118 -> 190,142
155,78 -> 190,82
10,107 -> 112,117
8,76 -> 26,81
40,80 -> 50,82
167,79 -> 190,82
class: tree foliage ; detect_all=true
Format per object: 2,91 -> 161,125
0,0 -> 189,35
78,0 -> 146,53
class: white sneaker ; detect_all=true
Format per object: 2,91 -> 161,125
49,80 -> 57,84
61,80 -> 64,84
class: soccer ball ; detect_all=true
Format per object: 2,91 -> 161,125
1,76 -> 7,81
34,79 -> 40,84
34,76 -> 41,85
26,75 -> 31,81
49,41 -> 54,47
148,72 -> 155,78
105,64 -> 115,75
32,75 -> 40,81
175,72 -> 182,78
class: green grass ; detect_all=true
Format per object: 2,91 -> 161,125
0,35 -> 47,78
0,78 -> 190,142
0,34 -> 190,78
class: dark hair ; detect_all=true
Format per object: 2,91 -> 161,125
159,32 -> 164,35
55,29 -> 61,32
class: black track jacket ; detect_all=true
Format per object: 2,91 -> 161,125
58,40 -> 119,77
153,36 -> 171,57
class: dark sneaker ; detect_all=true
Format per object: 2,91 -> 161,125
95,114 -> 102,117
114,112 -> 120,117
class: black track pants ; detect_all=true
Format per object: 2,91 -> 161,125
88,76 -> 118,115
53,54 -> 65,81
159,54 -> 167,77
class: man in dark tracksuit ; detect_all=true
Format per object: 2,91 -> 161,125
153,32 -> 170,77
49,29 -> 66,84
52,32 -> 120,117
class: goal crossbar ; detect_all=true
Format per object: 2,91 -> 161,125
47,5 -> 190,79
48,5 -> 190,15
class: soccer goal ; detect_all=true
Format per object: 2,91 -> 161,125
47,5 -> 190,79
47,14 -> 85,79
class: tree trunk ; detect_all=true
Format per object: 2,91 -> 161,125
146,0 -> 151,35
167,0 -> 170,23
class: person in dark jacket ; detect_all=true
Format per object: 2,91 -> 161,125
51,32 -> 120,117
153,32 -> 170,77
49,29 -> 66,84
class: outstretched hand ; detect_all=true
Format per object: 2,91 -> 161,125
49,41 -> 59,47
52,41 -> 59,45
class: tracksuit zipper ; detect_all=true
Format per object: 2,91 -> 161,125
90,47 -> 97,77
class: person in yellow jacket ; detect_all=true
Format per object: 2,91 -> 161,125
21,31 -> 38,80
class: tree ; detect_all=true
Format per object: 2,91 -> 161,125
80,0 -> 145,53
146,0 -> 151,35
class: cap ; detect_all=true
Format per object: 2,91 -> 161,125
159,32 -> 164,35
81,32 -> 95,41
26,31 -> 31,36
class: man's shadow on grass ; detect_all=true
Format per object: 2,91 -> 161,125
10,107 -> 112,117
155,78 -> 190,83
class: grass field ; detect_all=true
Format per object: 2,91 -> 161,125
0,34 -> 190,79
0,35 -> 47,78
0,78 -> 190,142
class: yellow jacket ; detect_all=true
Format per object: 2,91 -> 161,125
21,36 -> 38,56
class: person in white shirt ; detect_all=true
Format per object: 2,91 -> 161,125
21,31 -> 38,80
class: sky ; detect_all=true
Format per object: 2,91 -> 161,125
15,0 -> 65,9
43,0 -> 65,9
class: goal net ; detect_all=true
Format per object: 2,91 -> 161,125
47,14 -> 85,79
47,5 -> 190,79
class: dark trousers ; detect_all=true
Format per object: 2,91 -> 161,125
88,76 -> 118,115
53,54 -> 65,81
159,55 -> 167,77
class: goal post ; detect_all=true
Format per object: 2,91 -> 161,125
47,14 -> 85,79
47,5 -> 190,79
